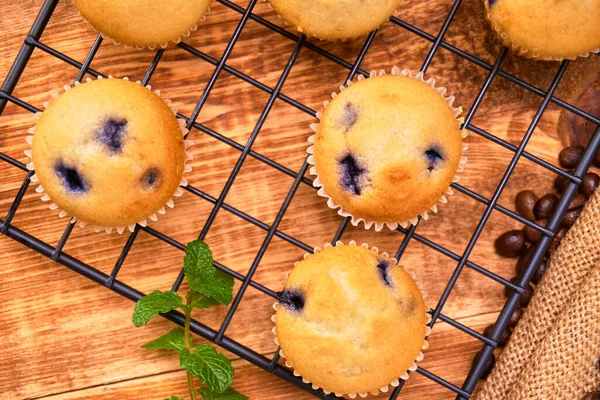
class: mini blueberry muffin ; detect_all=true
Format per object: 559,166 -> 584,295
72,0 -> 213,49
484,0 -> 600,60
27,77 -> 192,233
267,0 -> 404,40
308,68 -> 466,231
274,242 -> 429,397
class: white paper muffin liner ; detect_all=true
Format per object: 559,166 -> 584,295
263,0 -> 405,42
307,67 -> 467,231
483,0 -> 600,61
75,1 -> 215,50
24,76 -> 194,234
271,240 -> 432,398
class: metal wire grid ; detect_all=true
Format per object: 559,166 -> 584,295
1,0 -> 600,398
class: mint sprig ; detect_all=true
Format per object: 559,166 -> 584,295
180,345 -> 233,393
198,387 -> 248,400
141,328 -> 188,352
184,241 -> 234,305
132,240 -> 243,400
132,290 -> 183,327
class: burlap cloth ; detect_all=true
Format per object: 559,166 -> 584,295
476,189 -> 600,399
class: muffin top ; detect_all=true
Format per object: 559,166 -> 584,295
267,0 -> 404,40
311,73 -> 464,228
72,0 -> 212,48
275,243 -> 428,395
31,78 -> 186,228
485,0 -> 600,60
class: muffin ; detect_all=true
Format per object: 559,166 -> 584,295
72,0 -> 213,49
26,77 -> 192,233
274,241 -> 429,397
484,0 -> 600,60
267,0 -> 404,40
308,68 -> 466,231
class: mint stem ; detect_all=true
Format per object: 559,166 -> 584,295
184,297 -> 197,400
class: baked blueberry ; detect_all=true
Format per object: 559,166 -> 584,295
97,117 -> 128,153
340,102 -> 358,132
55,161 -> 88,193
278,289 -> 305,312
425,146 -> 443,172
142,167 -> 162,188
339,153 -> 366,195
377,258 -> 392,287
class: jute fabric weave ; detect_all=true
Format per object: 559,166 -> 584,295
476,189 -> 600,399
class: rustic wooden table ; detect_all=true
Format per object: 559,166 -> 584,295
1,0 -> 599,399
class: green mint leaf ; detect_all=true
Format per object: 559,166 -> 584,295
179,345 -> 234,393
198,387 -> 248,400
141,328 -> 188,352
190,293 -> 222,310
199,270 -> 234,305
183,240 -> 234,305
165,397 -> 184,400
184,239 -> 216,289
132,290 -> 184,327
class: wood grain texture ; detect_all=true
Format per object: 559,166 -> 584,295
1,0 -> 599,399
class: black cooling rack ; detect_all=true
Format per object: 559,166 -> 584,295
2,0 -> 600,398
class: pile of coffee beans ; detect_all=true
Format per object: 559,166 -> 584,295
473,145 -> 600,381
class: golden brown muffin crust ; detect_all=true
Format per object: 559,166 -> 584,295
486,0 -> 600,60
312,74 -> 463,226
267,0 -> 404,40
31,78 -> 185,228
276,244 -> 427,395
73,0 -> 212,48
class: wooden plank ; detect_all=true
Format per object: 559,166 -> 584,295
33,313 -> 499,400
1,0 -> 599,399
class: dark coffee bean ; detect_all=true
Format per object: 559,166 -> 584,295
558,145 -> 584,169
534,194 -> 558,220
520,284 -> 534,307
554,175 -> 570,193
515,190 -> 538,220
594,149 -> 600,168
504,278 -> 534,307
522,220 -> 546,243
579,172 -> 600,197
508,307 -> 523,327
548,227 -> 568,253
424,146 -> 444,172
376,259 -> 392,287
568,193 -> 586,210
516,246 -> 533,276
472,351 -> 496,380
278,289 -> 305,312
560,208 -> 582,227
495,230 -> 526,257
483,324 -> 511,347
582,392 -> 600,400
531,259 -> 547,284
